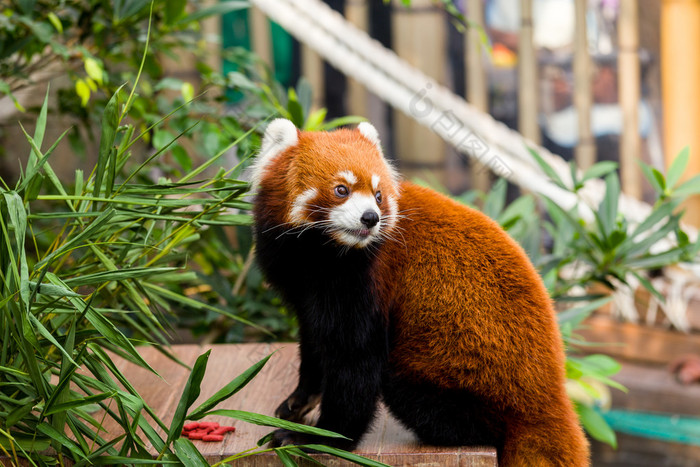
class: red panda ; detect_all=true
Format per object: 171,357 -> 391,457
251,119 -> 589,466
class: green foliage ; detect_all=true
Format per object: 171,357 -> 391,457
0,80 -> 382,465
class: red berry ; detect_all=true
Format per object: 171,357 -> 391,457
183,422 -> 200,431
202,434 -> 224,442
187,431 -> 206,440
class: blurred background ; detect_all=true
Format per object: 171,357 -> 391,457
3,1 -> 700,465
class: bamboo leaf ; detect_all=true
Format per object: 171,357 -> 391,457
576,403 -> 617,448
673,173 -> 700,198
166,350 -> 211,447
598,173 -> 620,239
667,146 -> 690,189
93,87 -> 123,201
527,146 -> 567,189
202,410 -> 349,440
189,352 -> 274,420
301,445 -> 390,467
173,438 -> 209,467
581,161 -> 618,183
177,1 -> 248,25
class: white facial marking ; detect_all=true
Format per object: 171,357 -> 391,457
329,193 -> 382,247
371,174 -> 380,192
337,170 -> 358,186
386,195 -> 398,230
288,188 -> 318,225
250,119 -> 298,190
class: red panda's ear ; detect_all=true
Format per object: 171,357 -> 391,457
250,119 -> 298,189
357,122 -> 382,152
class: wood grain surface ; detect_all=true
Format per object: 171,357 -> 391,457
1,343 -> 498,466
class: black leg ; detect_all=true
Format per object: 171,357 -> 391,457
382,371 -> 504,447
275,334 -> 323,423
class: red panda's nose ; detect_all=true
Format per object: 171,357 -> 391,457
360,211 -> 379,228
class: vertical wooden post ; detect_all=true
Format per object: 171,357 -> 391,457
466,0 -> 490,191
518,0 -> 540,145
392,0 -> 446,182
250,6 -> 273,72
345,0 -> 369,117
662,0 -> 700,225
618,0 -> 641,197
302,46 -> 325,110
573,0 -> 596,170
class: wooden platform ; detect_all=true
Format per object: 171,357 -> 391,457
3,344 -> 497,466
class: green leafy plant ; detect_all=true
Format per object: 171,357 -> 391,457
0,85 -> 386,466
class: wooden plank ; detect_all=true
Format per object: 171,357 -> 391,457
608,359 -> 700,416
578,315 -> 700,365
591,431 -> 700,466
1,344 -> 496,465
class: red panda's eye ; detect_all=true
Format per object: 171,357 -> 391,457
375,191 -> 382,204
334,185 -> 349,197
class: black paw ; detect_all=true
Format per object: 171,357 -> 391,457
274,392 -> 321,423
269,429 -> 312,448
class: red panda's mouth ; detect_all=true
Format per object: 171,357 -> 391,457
347,228 -> 371,238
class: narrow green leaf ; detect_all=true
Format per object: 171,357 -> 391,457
301,445 -> 390,467
27,87 -> 50,174
638,160 -> 664,194
28,281 -> 83,297
36,423 -> 89,461
166,350 -> 212,446
527,146 -> 567,189
34,208 -> 115,270
202,410 -> 348,440
667,146 -> 690,189
2,192 -> 29,306
576,403 -> 617,448
557,296 -> 613,329
93,87 -> 122,201
189,352 -> 274,419
598,173 -> 620,239
275,448 -> 300,467
173,438 -> 209,467
27,313 -> 79,367
581,161 -> 618,183
63,267 -> 179,287
673,173 -> 700,198
44,392 -> 115,416
177,1 -> 249,25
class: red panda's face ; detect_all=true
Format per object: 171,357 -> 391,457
252,120 -> 400,249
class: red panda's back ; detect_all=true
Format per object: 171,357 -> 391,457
377,182 -> 567,409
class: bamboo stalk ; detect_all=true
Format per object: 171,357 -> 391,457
618,0 -> 641,197
518,0 -> 540,145
573,0 -> 595,170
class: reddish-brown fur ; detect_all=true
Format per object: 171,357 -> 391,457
254,125 -> 589,466
377,183 -> 589,465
